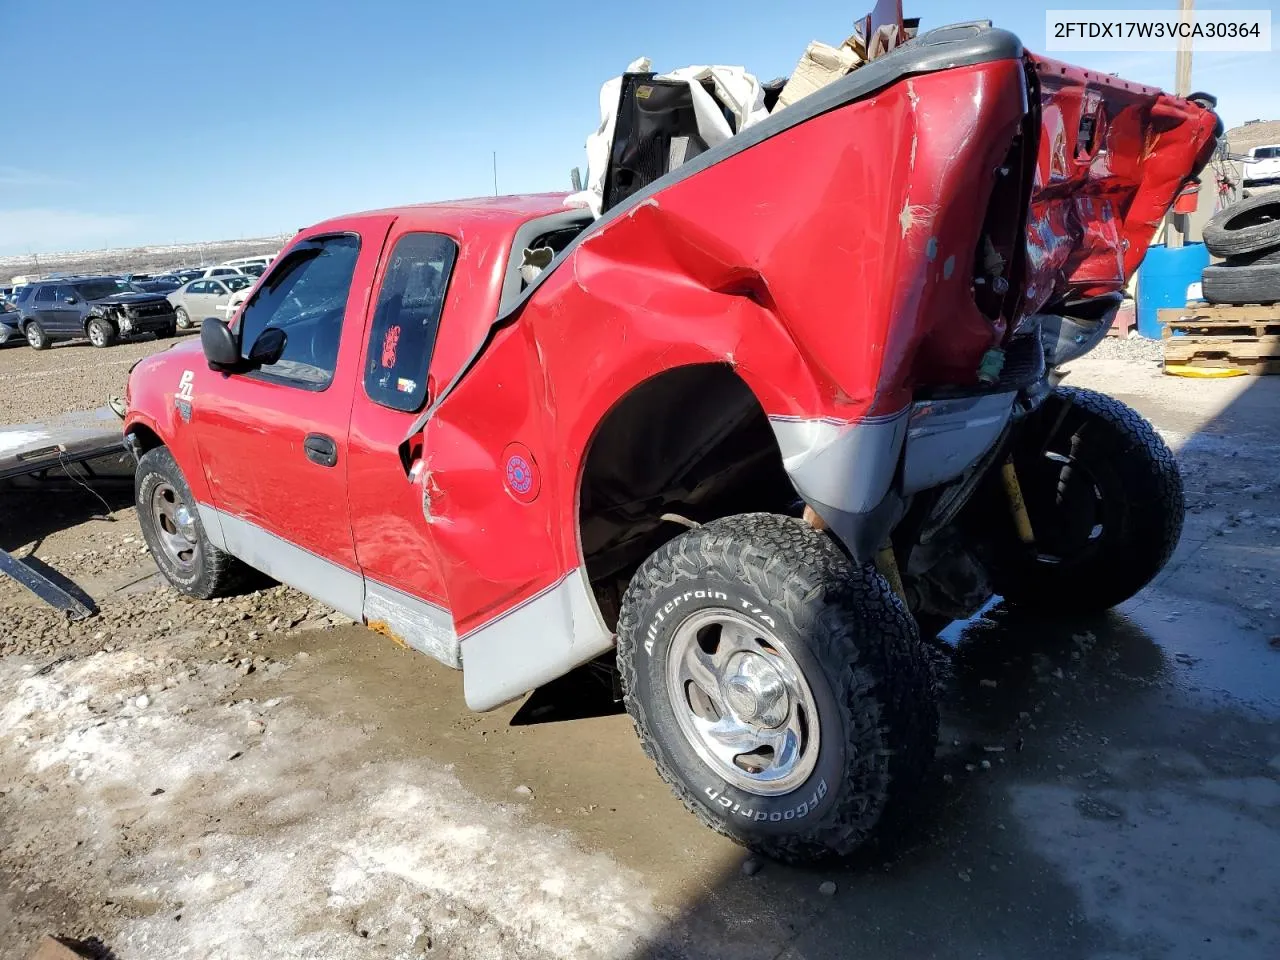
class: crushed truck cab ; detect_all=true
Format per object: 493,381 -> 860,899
124,22 -> 1217,863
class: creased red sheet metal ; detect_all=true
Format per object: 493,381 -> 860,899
1025,55 -> 1219,311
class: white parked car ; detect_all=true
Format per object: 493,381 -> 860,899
220,255 -> 276,274
167,275 -> 255,329
196,265 -> 246,279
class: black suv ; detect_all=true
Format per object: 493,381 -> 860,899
12,277 -> 178,349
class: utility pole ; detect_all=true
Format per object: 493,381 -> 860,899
492,151 -> 499,196
1175,0 -> 1194,98
1168,0 -> 1194,248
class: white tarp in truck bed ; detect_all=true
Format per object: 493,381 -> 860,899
565,59 -> 769,217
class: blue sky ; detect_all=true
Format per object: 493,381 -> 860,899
2,0 -> 1276,256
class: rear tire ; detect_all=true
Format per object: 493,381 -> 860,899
135,446 -> 253,599
87,317 -> 116,348
174,307 -> 191,330
25,321 -> 49,350
977,387 -> 1183,614
617,513 -> 938,863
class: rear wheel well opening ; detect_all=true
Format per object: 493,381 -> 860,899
578,363 -> 797,631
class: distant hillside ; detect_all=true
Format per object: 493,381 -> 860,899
1226,119 -> 1280,155
2,236 -> 292,282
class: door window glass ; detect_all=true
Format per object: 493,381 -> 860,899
363,232 -> 457,412
236,233 -> 360,390
34,286 -> 55,304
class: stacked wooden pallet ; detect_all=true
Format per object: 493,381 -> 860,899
1158,303 -> 1280,375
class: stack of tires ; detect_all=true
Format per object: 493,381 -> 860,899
1201,192 -> 1280,304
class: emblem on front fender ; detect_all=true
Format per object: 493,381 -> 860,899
174,370 -> 195,423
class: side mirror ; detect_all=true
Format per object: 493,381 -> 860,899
200,317 -> 239,370
63,296 -> 77,304
248,327 -> 286,366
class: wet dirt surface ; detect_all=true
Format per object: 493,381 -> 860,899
0,344 -> 1278,959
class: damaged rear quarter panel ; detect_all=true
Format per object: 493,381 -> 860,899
426,58 -> 1031,635
1025,56 -> 1219,310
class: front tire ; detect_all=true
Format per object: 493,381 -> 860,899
25,321 -> 50,350
87,317 -> 116,348
617,514 -> 938,863
980,387 -> 1184,614
135,446 -> 252,598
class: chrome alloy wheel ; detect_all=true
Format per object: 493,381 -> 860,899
150,481 -> 200,571
665,608 -> 820,796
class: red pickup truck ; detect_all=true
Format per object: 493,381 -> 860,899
123,23 -> 1217,862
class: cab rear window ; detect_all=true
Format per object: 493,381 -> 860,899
364,232 -> 457,413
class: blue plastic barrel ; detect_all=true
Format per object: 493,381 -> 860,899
1136,242 -> 1209,339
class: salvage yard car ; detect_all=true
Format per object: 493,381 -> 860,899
0,300 -> 20,346
13,276 -> 178,349
122,22 -> 1218,862
167,274 -> 254,329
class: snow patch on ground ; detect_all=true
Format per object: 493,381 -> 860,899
0,650 -> 661,959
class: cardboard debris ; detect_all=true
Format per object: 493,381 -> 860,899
775,35 -> 867,110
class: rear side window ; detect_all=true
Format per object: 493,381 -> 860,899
34,286 -> 55,304
364,232 -> 457,412
14,286 -> 34,303
237,233 -> 360,390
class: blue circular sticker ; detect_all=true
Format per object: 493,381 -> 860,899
506,454 -> 533,495
502,442 -> 540,503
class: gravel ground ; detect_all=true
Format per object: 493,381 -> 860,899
0,334 -> 191,423
1079,331 -> 1166,364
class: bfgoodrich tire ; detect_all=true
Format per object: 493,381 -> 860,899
1202,262 -> 1280,304
979,387 -> 1184,614
1203,192 -> 1280,258
135,446 -> 253,598
616,513 -> 938,863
